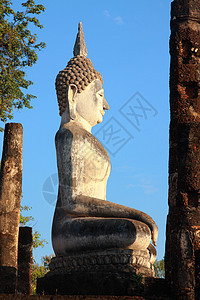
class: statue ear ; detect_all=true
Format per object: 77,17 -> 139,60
67,84 -> 77,120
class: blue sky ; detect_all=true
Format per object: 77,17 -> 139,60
0,0 -> 172,263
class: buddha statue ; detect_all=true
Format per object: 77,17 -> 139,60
52,23 -> 158,264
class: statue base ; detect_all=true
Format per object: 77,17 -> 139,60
37,249 -> 154,296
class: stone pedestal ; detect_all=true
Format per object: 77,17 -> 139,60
37,249 -> 154,296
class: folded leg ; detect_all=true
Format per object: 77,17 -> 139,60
52,216 -> 151,255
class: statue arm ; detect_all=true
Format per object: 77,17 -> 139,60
56,128 -> 158,246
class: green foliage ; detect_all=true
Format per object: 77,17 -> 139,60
20,205 -> 50,294
32,263 -> 46,294
0,0 -> 46,130
32,230 -> 46,249
42,254 -> 54,271
154,259 -> 165,278
20,205 -> 34,225
32,254 -> 54,294
20,205 -> 47,249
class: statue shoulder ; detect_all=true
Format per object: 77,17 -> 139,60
55,123 -> 89,142
55,123 -> 110,162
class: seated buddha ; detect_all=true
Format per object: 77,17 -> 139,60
52,22 -> 158,260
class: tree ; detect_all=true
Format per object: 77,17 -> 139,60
0,0 -> 46,130
20,205 -> 47,249
32,263 -> 46,294
32,254 -> 54,294
20,205 -> 50,294
154,259 -> 165,278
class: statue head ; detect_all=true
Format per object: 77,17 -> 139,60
55,22 -> 109,128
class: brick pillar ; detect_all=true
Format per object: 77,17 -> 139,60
17,227 -> 33,294
166,1 -> 200,299
0,123 -> 23,293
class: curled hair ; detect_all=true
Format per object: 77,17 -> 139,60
55,55 -> 103,116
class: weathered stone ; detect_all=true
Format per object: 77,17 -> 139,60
37,249 -> 155,296
37,270 -> 145,296
52,23 -> 158,258
0,267 -> 17,294
38,22 -> 158,295
73,22 -> 88,57
0,295 -> 146,299
166,1 -> 200,298
0,123 -> 23,294
48,249 -> 153,273
17,227 -> 33,295
171,0 -> 200,20
144,278 -> 170,299
56,55 -> 103,116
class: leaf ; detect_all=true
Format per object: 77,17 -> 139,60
0,0 -> 46,126
20,205 -> 47,249
32,254 -> 55,294
154,259 -> 165,278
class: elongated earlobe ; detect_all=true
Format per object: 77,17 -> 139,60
67,84 -> 77,120
69,102 -> 77,120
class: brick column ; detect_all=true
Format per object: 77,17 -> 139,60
17,227 -> 33,294
0,123 -> 23,293
166,1 -> 200,299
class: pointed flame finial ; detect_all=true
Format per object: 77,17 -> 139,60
73,22 -> 88,57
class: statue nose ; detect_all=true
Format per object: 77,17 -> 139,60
103,98 -> 110,110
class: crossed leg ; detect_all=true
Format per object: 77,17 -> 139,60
52,217 -> 151,255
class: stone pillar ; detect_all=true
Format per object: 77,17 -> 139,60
166,1 -> 200,299
0,123 -> 23,293
17,227 -> 33,295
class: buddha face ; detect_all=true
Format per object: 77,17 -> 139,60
75,79 -> 109,127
